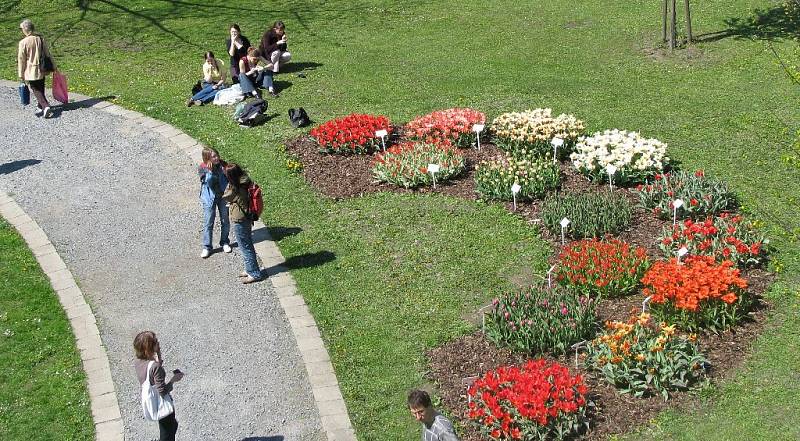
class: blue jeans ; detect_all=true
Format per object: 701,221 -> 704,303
191,82 -> 223,103
202,198 -> 230,250
238,71 -> 273,94
233,220 -> 261,279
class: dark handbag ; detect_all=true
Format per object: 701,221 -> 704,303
19,82 -> 30,105
39,37 -> 55,73
288,107 -> 310,128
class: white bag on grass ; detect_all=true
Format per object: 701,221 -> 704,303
213,83 -> 244,105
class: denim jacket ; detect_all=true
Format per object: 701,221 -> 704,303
198,163 -> 228,206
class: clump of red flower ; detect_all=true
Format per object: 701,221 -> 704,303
467,359 -> 590,440
642,255 -> 750,331
658,214 -> 769,268
310,113 -> 391,154
556,238 -> 649,298
404,108 -> 485,148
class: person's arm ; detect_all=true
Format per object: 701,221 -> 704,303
227,38 -> 236,57
202,63 -> 213,84
239,58 -> 250,76
17,40 -> 25,79
216,60 -> 226,86
151,362 -> 174,396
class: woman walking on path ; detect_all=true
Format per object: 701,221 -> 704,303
134,331 -> 184,441
198,147 -> 231,258
186,51 -> 227,107
238,47 -> 279,98
223,163 -> 262,284
259,20 -> 291,73
17,19 -> 55,118
226,23 -> 250,82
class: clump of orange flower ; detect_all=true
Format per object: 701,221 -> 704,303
641,255 -> 749,332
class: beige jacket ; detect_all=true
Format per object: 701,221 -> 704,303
18,34 -> 55,81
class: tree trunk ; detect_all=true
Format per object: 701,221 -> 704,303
670,0 -> 677,50
662,0 -> 668,42
684,0 -> 693,43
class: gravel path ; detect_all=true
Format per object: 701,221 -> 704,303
0,88 -> 324,441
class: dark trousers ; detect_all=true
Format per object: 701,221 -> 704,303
158,412 -> 178,441
27,78 -> 50,109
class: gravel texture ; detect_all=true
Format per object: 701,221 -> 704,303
0,88 -> 324,441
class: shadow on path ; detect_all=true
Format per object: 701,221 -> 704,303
0,159 -> 41,175
241,436 -> 284,441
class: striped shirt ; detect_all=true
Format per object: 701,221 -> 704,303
421,414 -> 459,441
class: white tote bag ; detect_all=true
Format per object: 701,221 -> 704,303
141,360 -> 174,421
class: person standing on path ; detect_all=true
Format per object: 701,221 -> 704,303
222,163 -> 262,284
17,19 -> 55,118
259,20 -> 291,73
408,390 -> 460,441
134,331 -> 184,441
198,147 -> 231,258
226,23 -> 250,83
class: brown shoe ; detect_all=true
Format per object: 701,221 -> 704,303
242,276 -> 258,284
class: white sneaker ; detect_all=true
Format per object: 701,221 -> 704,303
43,107 -> 52,118
222,244 -> 232,253
34,107 -> 44,116
200,248 -> 211,258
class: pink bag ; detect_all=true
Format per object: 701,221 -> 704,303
53,72 -> 68,104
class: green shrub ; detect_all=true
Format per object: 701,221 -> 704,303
475,152 -> 560,201
372,141 -> 465,188
542,193 -> 632,239
485,286 -> 596,355
635,170 -> 738,220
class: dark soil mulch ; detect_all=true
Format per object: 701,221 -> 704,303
284,135 -> 777,439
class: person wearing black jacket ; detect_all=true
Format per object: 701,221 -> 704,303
258,21 -> 291,73
226,23 -> 250,83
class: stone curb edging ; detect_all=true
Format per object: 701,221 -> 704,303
0,192 -> 125,441
0,79 -> 356,440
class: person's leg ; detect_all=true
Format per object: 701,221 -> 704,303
158,412 -> 178,441
216,198 -> 230,247
202,202 -> 215,252
258,71 -> 277,95
230,65 -> 240,83
191,85 -> 214,103
27,79 -> 50,115
280,51 -> 291,67
233,221 -> 261,279
270,50 -> 281,72
238,73 -> 257,96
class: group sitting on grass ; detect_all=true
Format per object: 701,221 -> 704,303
187,21 -> 291,107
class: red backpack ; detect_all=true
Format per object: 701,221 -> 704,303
247,182 -> 264,221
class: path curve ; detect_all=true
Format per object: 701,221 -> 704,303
0,81 -> 354,441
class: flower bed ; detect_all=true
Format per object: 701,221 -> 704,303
585,313 -> 707,400
642,255 -> 750,332
571,129 -> 669,185
404,108 -> 486,148
556,238 -> 649,298
475,152 -> 560,201
541,193 -> 632,240
490,109 -> 585,158
372,141 -> 465,188
467,359 -> 590,440
635,170 -> 738,220
310,113 -> 392,154
658,215 -> 769,268
485,287 -> 596,355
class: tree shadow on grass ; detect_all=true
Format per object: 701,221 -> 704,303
695,3 -> 800,43
0,159 -> 41,175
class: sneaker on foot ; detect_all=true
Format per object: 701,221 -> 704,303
186,98 -> 194,107
238,271 -> 249,278
269,89 -> 280,98
193,100 -> 203,106
43,107 -> 52,118
34,107 -> 44,116
200,248 -> 211,258
222,244 -> 232,253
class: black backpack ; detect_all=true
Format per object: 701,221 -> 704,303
288,107 -> 311,128
235,99 -> 268,127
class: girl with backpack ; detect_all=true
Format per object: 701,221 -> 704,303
198,147 -> 231,258
133,331 -> 184,441
222,163 -> 262,283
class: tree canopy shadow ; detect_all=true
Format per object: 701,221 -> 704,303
695,2 -> 800,43
0,159 -> 41,175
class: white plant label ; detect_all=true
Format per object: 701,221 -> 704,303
642,295 -> 653,313
473,124 -> 485,151
672,198 -> 684,226
673,198 -> 684,209
428,163 -> 440,189
547,264 -> 557,289
511,183 -> 521,211
677,246 -> 689,263
560,217 -> 571,228
375,129 -> 388,151
606,164 -> 617,192
560,217 -> 570,245
551,137 -> 564,147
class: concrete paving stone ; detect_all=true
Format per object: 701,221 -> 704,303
35,250 -> 67,272
95,418 -> 124,439
15,218 -> 40,234
271,274 -> 297,289
321,414 -> 353,431
274,286 -> 297,298
309,371 -> 339,389
8,211 -> 34,228
327,428 -> 357,441
305,360 -> 334,377
313,385 -> 344,403
83,356 -> 111,374
58,286 -> 86,308
0,79 -> 16,87
70,312 -> 98,329
102,104 -> 126,115
86,365 -> 114,386
139,117 -> 166,129
31,242 -> 57,257
153,124 -> 182,137
301,347 -> 331,364
48,267 -> 74,285
66,302 -> 93,320
77,335 -> 105,359
0,193 -> 12,204
0,201 -> 24,219
92,402 -> 122,424
88,379 -> 116,397
289,315 -> 318,329
296,335 -> 325,352
316,398 -> 349,417
170,133 -> 197,149
279,295 -> 306,309
283,303 -> 312,319
22,228 -> 50,248
262,257 -> 287,270
293,324 -> 321,340
92,392 -> 120,411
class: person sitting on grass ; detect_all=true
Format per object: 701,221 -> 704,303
238,47 -> 279,98
258,20 -> 291,73
187,51 -> 227,107
407,390 -> 460,441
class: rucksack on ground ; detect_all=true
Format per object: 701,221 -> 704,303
236,98 -> 268,127
247,182 -> 264,221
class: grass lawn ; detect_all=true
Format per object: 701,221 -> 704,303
2,0 -> 799,439
0,218 -> 93,439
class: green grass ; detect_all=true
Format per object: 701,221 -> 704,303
2,0 -> 800,439
0,218 -> 93,439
